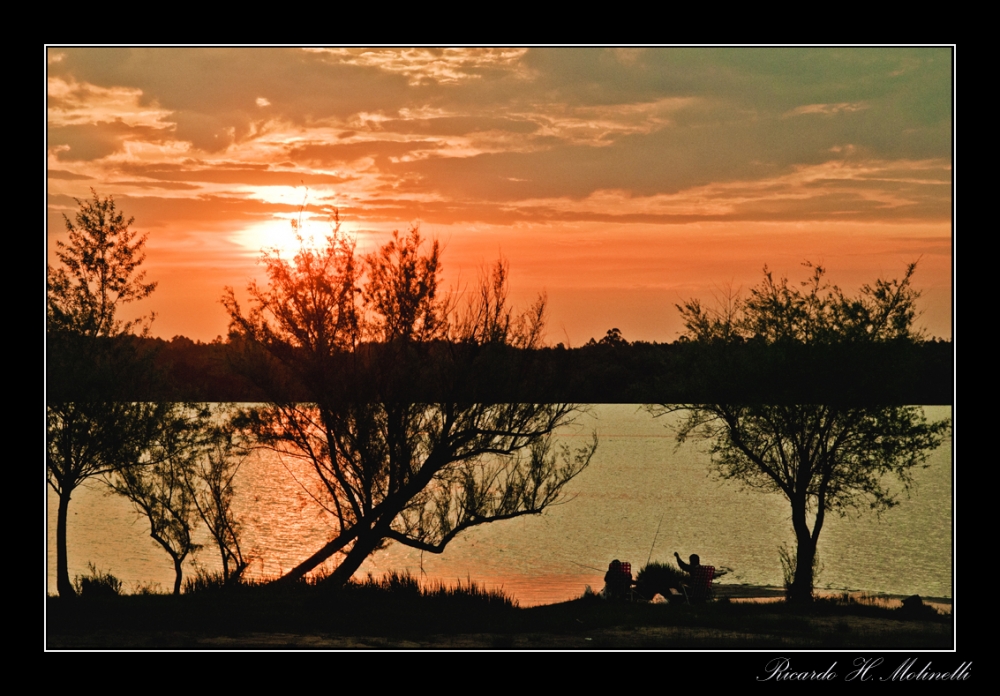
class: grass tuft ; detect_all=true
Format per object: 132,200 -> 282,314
183,569 -> 269,594
423,576 -> 518,609
73,563 -> 123,599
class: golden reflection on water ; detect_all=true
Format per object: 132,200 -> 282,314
47,406 -> 952,607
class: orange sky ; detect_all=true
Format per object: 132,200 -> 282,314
46,47 -> 953,343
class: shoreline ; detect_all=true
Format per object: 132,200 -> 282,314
46,582 -> 954,649
711,584 -> 952,614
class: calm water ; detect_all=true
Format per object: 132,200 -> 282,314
46,405 -> 953,606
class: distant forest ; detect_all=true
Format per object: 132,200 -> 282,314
56,332 -> 953,405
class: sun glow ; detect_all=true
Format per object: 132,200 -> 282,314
46,48 -> 953,343
236,216 -> 338,259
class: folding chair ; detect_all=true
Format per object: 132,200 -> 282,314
681,565 -> 716,603
604,561 -> 635,601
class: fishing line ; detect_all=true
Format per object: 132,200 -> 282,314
568,560 -> 605,573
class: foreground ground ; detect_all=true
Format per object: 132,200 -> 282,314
46,584 -> 952,650
49,616 -> 952,649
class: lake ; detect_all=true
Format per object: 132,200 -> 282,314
47,405 -> 952,606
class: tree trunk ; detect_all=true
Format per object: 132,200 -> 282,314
278,450 -> 451,585
325,526 -> 387,588
279,528 -> 358,584
172,556 -> 183,596
789,535 -> 816,604
789,500 -> 816,604
220,545 -> 229,584
56,488 -> 75,598
281,514 -> 392,587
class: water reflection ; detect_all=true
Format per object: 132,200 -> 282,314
47,405 -> 952,606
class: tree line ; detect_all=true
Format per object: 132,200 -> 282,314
114,331 -> 952,404
47,192 -> 950,604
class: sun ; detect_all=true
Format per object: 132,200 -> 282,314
236,215 -> 337,259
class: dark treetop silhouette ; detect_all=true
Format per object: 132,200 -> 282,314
649,262 -> 950,604
223,219 -> 596,587
47,191 -> 172,598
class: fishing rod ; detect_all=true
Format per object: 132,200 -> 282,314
572,513 -> 665,576
646,514 -> 664,567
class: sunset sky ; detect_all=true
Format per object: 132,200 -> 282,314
46,47 -> 953,344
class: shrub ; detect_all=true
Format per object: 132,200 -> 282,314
183,570 -> 228,594
73,563 -> 123,598
635,561 -> 686,601
779,543 -> 822,602
131,581 -> 163,596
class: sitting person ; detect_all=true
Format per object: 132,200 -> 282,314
603,559 -> 634,600
674,551 -> 727,603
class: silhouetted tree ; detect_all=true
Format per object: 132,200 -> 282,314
187,407 -> 253,585
224,220 -> 596,587
110,405 -> 206,595
47,191 -> 169,597
650,263 -> 950,604
47,190 -> 156,339
112,404 -> 253,593
590,328 -> 627,347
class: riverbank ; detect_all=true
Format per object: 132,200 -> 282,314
46,585 -> 953,650
713,584 -> 952,614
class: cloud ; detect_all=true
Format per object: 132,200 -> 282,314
48,48 -> 414,152
375,115 -> 539,136
308,48 -> 530,85
45,48 -> 953,344
119,162 -> 358,187
786,102 -> 870,117
286,139 -> 444,167
108,180 -> 201,191
49,191 -> 306,231
48,169 -> 93,180
47,47 -> 952,225
48,119 -> 172,161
